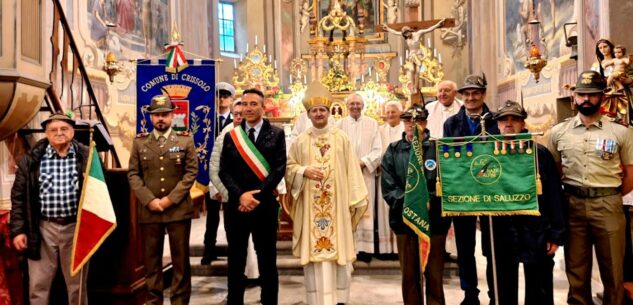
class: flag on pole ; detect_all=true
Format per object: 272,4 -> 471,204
71,142 -> 117,276
402,126 -> 432,271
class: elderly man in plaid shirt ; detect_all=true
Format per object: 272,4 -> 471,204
10,112 -> 90,305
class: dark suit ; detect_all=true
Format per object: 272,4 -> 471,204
219,119 -> 286,305
443,104 -> 507,304
128,130 -> 198,305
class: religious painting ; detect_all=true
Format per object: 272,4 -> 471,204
582,0 -> 600,71
314,0 -> 384,41
504,0 -> 574,72
87,0 -> 170,57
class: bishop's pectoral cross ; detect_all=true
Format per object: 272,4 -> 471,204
377,18 -> 455,105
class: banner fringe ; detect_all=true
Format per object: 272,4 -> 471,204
441,210 -> 541,217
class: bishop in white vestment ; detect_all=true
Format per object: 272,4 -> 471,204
287,82 -> 368,305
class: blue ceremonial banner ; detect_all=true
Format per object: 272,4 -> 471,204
136,59 -> 216,186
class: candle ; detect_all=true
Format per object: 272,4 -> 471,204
304,74 -> 307,84
361,74 -> 365,83
368,67 -> 372,76
274,60 -> 277,70
263,45 -> 267,53
400,56 -> 403,65
255,35 -> 258,45
438,53 -> 442,64
290,74 -> 293,83
233,59 -> 237,69
427,38 -> 431,48
376,73 -> 379,82
406,50 -> 409,59
240,54 -> 243,61
269,55 -> 272,63
246,43 -> 249,52
434,48 -> 437,57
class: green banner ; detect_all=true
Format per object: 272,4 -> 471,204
437,134 -> 540,216
403,126 -> 431,271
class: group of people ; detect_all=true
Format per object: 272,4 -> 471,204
6,67 -> 633,305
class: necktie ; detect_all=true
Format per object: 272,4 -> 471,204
219,116 -> 225,128
248,128 -> 256,143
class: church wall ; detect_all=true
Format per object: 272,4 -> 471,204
432,0 -> 469,89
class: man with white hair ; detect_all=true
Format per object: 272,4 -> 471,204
377,100 -> 405,255
425,80 -> 462,138
337,93 -> 383,261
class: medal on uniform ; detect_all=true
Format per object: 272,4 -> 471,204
176,157 -> 182,165
493,141 -> 500,155
454,145 -> 461,158
501,141 -> 507,155
518,140 -> 525,154
510,140 -> 516,154
466,143 -> 473,157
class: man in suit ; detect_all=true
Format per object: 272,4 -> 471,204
219,88 -> 286,305
128,94 -> 198,305
202,81 -> 237,264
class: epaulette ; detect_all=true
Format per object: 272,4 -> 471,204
176,131 -> 190,136
136,132 -> 150,138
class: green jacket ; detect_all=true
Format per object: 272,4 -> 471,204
381,129 -> 450,236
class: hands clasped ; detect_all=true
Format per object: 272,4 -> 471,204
239,190 -> 261,213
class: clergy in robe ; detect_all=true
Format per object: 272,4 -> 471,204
377,100 -> 405,255
286,82 -> 368,305
336,93 -> 383,259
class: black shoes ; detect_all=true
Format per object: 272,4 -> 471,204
356,251 -> 372,263
460,297 -> 480,305
200,253 -> 217,265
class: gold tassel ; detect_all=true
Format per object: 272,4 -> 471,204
536,174 -> 543,195
436,179 -> 442,196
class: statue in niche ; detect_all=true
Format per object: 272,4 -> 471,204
299,0 -> 313,33
383,0 -> 398,24
592,38 -> 633,126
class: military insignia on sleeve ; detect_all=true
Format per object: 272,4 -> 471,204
136,133 -> 149,138
176,131 -> 190,136
424,159 -> 437,171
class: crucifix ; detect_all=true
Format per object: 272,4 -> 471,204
377,18 -> 455,104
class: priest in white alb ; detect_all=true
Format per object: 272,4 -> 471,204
286,82 -> 368,305
336,93 -> 382,261
377,100 -> 404,255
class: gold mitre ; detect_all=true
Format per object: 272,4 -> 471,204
302,81 -> 333,110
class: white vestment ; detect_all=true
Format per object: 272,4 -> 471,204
336,116 -> 383,253
286,126 -> 368,305
425,99 -> 463,138
377,122 -> 404,253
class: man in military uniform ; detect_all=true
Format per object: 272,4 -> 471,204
128,94 -> 198,305
548,71 -> 633,305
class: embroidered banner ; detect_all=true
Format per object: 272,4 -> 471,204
437,133 -> 540,216
136,59 -> 216,186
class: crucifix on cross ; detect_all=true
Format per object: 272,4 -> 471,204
377,18 -> 455,101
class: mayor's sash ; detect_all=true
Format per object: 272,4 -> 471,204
436,133 -> 541,216
229,126 -> 270,181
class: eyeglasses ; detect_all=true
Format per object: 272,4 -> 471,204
233,112 -> 243,117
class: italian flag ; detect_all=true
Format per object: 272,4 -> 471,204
164,43 -> 188,73
71,143 -> 117,276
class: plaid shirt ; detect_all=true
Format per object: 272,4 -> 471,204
39,144 -> 79,218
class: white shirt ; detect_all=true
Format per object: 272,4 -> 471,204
425,99 -> 463,138
245,119 -> 264,142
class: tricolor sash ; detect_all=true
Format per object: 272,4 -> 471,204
229,126 -> 271,181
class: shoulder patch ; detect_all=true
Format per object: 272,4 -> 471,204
136,133 -> 149,138
176,131 -> 190,136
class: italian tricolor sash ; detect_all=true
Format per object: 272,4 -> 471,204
229,126 -> 271,181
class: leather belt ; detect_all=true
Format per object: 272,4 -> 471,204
40,215 -> 76,225
563,184 -> 621,198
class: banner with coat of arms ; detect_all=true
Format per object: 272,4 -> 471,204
436,133 -> 540,216
136,59 -> 216,186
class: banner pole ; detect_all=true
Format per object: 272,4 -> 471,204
488,215 -> 499,304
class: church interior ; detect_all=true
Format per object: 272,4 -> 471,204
1,0 -> 633,304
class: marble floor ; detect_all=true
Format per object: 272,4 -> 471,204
168,215 -> 605,305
